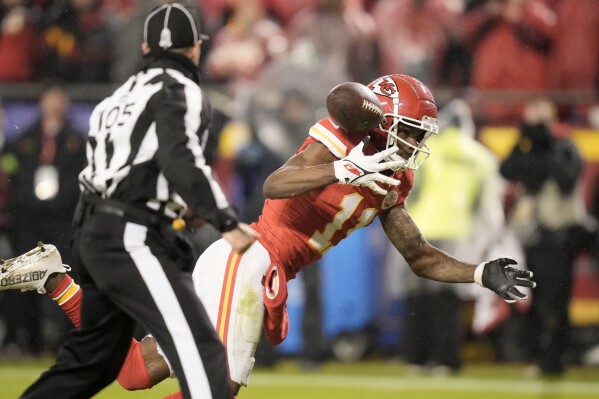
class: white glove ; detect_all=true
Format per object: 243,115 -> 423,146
333,137 -> 404,195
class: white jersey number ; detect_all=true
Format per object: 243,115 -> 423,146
308,193 -> 377,254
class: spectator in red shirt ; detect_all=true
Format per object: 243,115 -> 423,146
546,0 -> 599,124
461,0 -> 556,124
0,0 -> 37,81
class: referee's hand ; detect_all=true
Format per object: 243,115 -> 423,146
223,223 -> 261,253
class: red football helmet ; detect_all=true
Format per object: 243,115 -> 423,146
367,74 -> 438,170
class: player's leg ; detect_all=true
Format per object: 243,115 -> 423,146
116,332 -> 190,391
154,238 -> 270,397
3,237 -> 260,397
1,244 -> 171,392
0,242 -> 70,294
3,237 -> 198,397
0,243 -> 85,331
46,273 -> 158,391
197,238 -> 270,395
109,222 -> 230,399
45,271 -> 157,391
21,237 -> 137,398
0,243 -> 159,391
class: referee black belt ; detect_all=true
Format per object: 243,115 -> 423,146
81,194 -> 172,227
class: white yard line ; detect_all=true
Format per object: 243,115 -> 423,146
249,374 -> 599,395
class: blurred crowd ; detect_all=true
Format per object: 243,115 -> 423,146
0,0 -> 599,380
0,0 -> 598,125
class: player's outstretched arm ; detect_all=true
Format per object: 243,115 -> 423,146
263,142 -> 339,199
380,205 -> 535,302
380,204 -> 476,282
263,139 -> 401,199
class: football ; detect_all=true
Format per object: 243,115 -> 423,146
326,82 -> 384,132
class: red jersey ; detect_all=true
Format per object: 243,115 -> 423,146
251,117 -> 414,280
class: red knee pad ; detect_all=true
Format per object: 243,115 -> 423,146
263,263 -> 289,345
117,339 -> 153,391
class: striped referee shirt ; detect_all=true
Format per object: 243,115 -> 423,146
79,53 -> 238,232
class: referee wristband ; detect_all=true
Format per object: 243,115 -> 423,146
216,207 -> 239,232
219,218 -> 238,232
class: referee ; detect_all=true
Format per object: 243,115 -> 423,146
21,3 -> 258,399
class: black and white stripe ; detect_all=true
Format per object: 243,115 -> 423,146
123,222 -> 212,398
79,61 -> 230,224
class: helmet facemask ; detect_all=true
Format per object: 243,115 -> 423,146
377,100 -> 438,171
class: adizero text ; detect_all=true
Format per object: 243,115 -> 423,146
1,270 -> 48,289
0,242 -> 68,293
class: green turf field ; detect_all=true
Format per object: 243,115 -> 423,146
2,359 -> 599,399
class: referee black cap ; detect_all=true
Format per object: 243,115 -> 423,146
144,3 -> 209,50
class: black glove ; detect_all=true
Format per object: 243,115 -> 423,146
474,257 -> 536,303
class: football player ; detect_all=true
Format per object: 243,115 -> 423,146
1,74 -> 534,399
